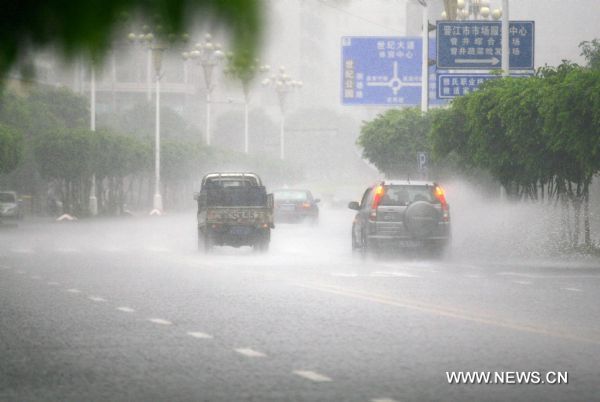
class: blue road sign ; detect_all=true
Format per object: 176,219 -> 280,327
436,73 -> 533,99
436,21 -> 534,69
341,36 -> 423,106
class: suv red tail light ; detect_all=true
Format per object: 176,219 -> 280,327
434,185 -> 450,221
369,185 -> 385,221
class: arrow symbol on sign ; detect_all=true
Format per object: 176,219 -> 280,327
455,57 -> 500,65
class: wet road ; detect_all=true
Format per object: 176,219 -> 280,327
1,209 -> 599,401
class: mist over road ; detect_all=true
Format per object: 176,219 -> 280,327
1,208 -> 599,401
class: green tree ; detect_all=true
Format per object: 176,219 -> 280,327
0,0 -> 262,80
0,123 -> 23,174
580,39 -> 600,70
358,108 -> 430,178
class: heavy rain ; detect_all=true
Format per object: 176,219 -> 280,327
1,1 -> 600,401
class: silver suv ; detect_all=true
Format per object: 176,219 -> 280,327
349,181 -> 451,255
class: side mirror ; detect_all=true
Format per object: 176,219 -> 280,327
193,192 -> 200,201
348,201 -> 360,211
314,198 -> 321,203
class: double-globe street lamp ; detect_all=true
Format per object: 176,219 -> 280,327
442,0 -> 502,20
262,66 -> 302,160
128,29 -> 168,213
182,34 -> 225,146
223,54 -> 270,154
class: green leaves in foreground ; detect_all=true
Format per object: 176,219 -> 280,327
0,0 -> 262,80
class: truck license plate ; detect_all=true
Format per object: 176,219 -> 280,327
230,226 -> 251,236
398,240 -> 420,247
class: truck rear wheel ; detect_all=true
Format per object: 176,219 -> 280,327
198,228 -> 213,253
254,229 -> 270,253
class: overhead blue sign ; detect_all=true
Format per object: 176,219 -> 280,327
437,73 -> 533,99
436,21 -> 534,69
341,36 -> 423,106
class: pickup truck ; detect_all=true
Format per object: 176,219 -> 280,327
194,172 -> 274,252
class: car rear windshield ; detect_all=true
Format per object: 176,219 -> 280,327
204,178 -> 258,188
274,191 -> 308,201
380,185 -> 434,206
0,193 -> 16,203
205,186 -> 267,207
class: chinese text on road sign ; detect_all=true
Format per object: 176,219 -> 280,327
436,73 -> 533,99
341,36 -> 423,106
436,21 -> 534,70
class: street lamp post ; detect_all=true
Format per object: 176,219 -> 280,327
182,34 -> 225,146
417,0 -> 429,112
152,43 -> 165,213
89,66 -> 98,216
262,66 -> 302,160
128,30 -> 166,213
224,54 -> 270,154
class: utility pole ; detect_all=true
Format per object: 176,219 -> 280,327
501,0 -> 509,76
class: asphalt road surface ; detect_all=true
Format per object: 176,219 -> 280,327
1,208 -> 599,401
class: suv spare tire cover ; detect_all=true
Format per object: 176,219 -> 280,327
404,201 -> 439,238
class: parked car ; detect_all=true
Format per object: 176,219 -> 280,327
0,191 -> 22,220
273,189 -> 320,224
349,180 -> 451,256
194,172 -> 274,252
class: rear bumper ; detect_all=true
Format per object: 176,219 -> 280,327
367,221 -> 451,241
201,225 -> 270,247
274,210 -> 317,221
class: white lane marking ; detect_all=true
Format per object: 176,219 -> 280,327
499,271 -> 600,279
116,307 -> 136,313
370,271 -> 419,278
187,331 -> 213,339
47,281 -> 60,286
66,288 -> 82,293
562,287 -> 583,292
144,247 -> 171,253
16,270 -> 26,274
513,280 -> 532,285
464,274 -> 481,278
0,265 -> 10,270
12,248 -> 34,254
371,399 -> 400,402
148,318 -> 172,325
88,296 -> 107,302
292,370 -> 332,382
102,246 -> 123,252
331,272 -> 359,277
234,348 -> 266,358
56,248 -> 80,254
31,275 -> 42,280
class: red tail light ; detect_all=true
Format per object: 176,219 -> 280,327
372,185 -> 385,209
301,202 -> 311,209
434,185 -> 450,221
369,185 -> 385,221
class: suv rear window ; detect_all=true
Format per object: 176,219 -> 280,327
380,185 -> 434,206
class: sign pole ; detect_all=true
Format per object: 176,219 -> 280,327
502,0 -> 509,76
421,2 -> 429,112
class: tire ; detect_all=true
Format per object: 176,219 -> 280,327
351,225 -> 360,250
198,227 -> 213,253
254,229 -> 270,253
